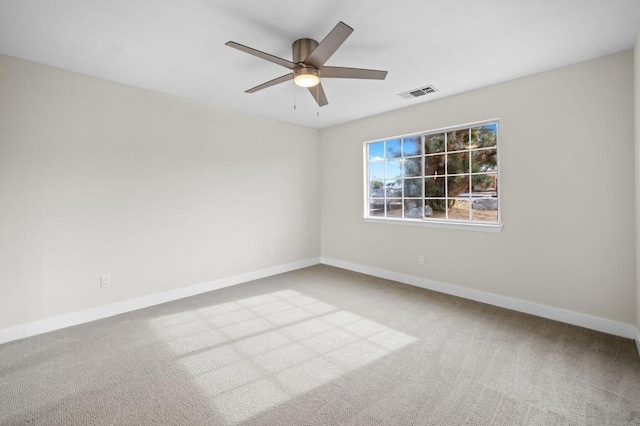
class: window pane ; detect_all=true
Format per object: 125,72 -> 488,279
425,199 -> 445,218
403,178 -> 422,197
470,124 -> 497,149
386,199 -> 402,217
368,142 -> 385,162
471,173 -> 497,195
424,133 -> 445,154
447,152 -> 469,175
424,177 -> 445,197
369,181 -> 385,198
472,198 -> 498,222
448,199 -> 471,221
404,199 -> 423,219
384,181 -> 402,198
425,154 -> 445,176
386,139 -> 402,159
385,160 -> 402,179
472,148 -> 497,173
447,129 -> 469,151
447,175 -> 469,198
403,157 -> 421,177
402,136 -> 421,156
368,199 -> 386,217
369,162 -> 384,181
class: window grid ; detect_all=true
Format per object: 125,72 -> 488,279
366,121 -> 499,224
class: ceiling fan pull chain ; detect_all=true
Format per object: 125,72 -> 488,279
293,80 -> 297,110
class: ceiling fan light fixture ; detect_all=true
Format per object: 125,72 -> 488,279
293,67 -> 320,87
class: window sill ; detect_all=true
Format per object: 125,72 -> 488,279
363,217 -> 503,233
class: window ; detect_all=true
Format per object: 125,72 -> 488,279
365,120 -> 499,227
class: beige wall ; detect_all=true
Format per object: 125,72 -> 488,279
1,48 -> 636,335
321,51 -> 636,325
0,54 -> 320,329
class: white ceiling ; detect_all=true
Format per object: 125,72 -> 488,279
1,0 -> 639,129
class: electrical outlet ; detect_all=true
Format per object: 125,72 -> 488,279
418,255 -> 425,265
269,247 -> 275,256
100,275 -> 111,288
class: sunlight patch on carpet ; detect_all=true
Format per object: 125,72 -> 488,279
149,289 -> 417,424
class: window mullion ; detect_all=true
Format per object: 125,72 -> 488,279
422,135 -> 426,220
468,128 -> 472,221
401,138 -> 404,219
383,140 -> 387,217
444,132 -> 448,220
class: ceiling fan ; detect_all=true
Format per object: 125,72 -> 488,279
225,21 -> 388,107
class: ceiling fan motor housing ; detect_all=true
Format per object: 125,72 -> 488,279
292,38 -> 319,64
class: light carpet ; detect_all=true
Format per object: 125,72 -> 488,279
1,265 -> 639,425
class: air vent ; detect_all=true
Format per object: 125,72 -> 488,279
398,85 -> 438,99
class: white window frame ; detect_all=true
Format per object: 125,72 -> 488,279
363,119 -> 503,232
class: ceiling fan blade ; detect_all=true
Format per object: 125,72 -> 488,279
226,41 -> 296,70
304,22 -> 354,68
308,83 -> 328,107
321,66 -> 388,80
246,73 -> 293,93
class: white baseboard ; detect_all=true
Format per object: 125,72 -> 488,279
0,325 -> 25,345
0,257 -> 321,345
1,257 -> 636,346
321,257 -> 636,340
